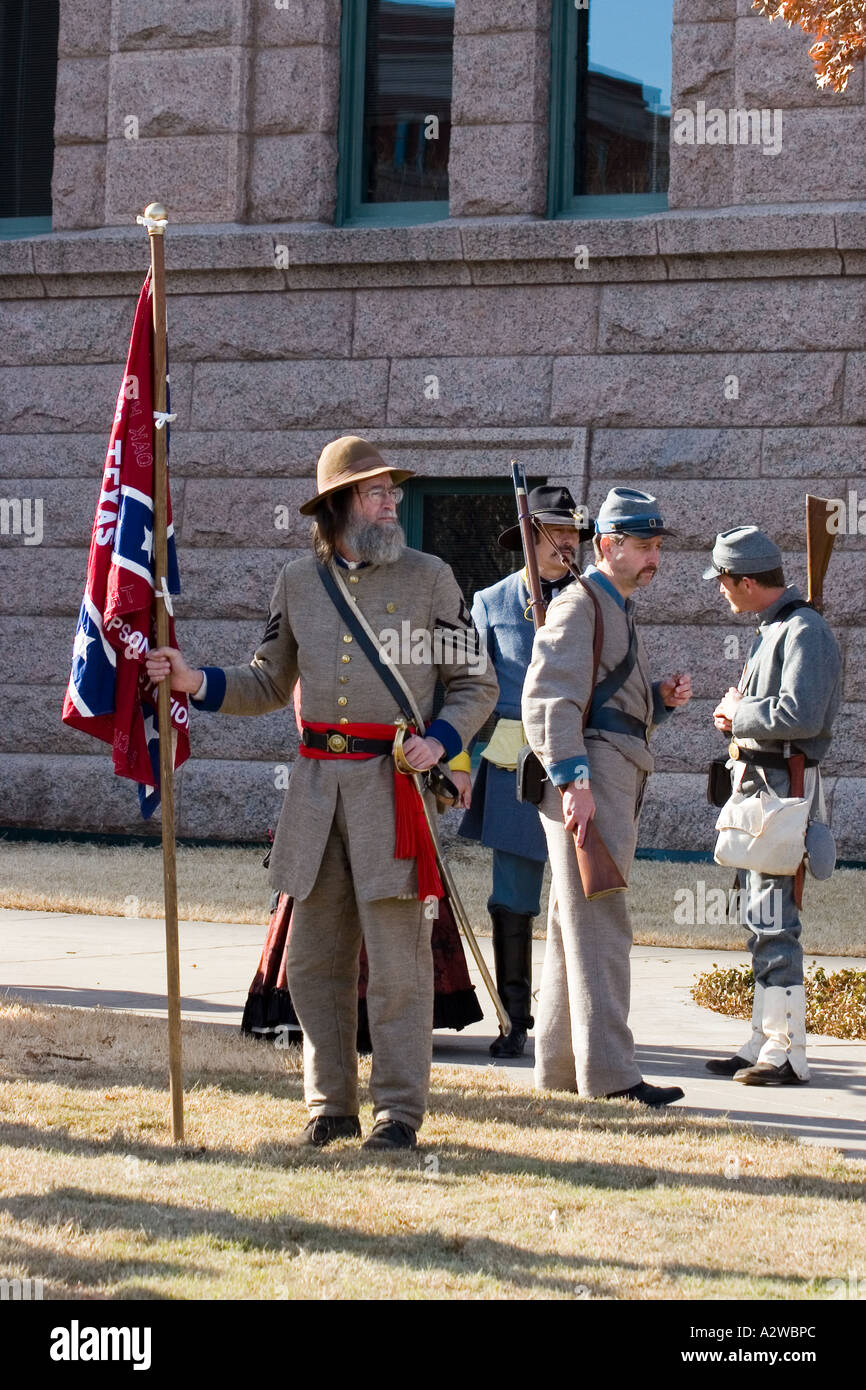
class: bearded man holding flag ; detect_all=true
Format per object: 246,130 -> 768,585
146,437 -> 498,1150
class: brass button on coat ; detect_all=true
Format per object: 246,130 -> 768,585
339,676 -> 348,685
338,696 -> 348,707
343,634 -> 353,644
386,602 -> 396,613
339,717 -> 349,725
342,654 -> 351,663
348,575 -> 360,584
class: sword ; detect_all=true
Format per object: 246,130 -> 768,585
393,719 -> 512,1037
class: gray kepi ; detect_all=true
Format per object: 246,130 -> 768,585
703,526 -> 782,579
595,487 -> 675,537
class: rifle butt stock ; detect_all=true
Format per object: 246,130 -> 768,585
574,819 -> 627,901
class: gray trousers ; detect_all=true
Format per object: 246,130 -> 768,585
286,792 -> 434,1131
535,738 -> 646,1097
736,765 -> 803,989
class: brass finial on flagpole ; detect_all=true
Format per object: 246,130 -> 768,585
140,199 -> 184,1144
143,201 -> 167,232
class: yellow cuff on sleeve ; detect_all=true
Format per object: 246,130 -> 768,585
449,751 -> 472,774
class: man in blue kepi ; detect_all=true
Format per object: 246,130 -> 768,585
523,488 -> 692,1107
459,486 -> 593,1057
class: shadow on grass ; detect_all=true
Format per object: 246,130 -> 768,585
0,1187 -> 812,1301
0,1230 -> 211,1296
1,1104 -> 863,1204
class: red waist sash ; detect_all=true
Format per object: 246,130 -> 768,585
298,719 -> 442,901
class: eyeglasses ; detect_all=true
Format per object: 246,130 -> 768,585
356,485 -> 403,505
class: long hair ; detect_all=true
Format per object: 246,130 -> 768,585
310,487 -> 355,563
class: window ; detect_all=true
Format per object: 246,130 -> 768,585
0,0 -> 59,236
548,0 -> 672,218
400,476 -> 544,745
337,0 -> 454,226
400,478 -> 549,602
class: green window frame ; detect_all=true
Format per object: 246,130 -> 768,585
547,0 -> 670,219
0,215 -> 51,239
336,0 -> 453,228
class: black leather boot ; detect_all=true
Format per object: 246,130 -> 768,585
489,907 -> 534,1058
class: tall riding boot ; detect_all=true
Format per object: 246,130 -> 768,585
489,907 -> 534,1058
734,985 -> 810,1085
705,981 -> 765,1076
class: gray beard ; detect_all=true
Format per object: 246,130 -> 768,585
340,517 -> 405,566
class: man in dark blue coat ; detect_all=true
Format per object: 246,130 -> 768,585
459,487 -> 593,1056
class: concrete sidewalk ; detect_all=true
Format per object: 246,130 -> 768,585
1,907 -> 864,1158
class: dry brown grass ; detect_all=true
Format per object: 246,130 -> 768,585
692,963 -> 866,1040
0,997 -> 864,1301
3,838 -> 863,957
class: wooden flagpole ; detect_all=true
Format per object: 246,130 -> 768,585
142,201 -> 184,1143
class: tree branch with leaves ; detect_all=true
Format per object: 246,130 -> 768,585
753,0 -> 866,91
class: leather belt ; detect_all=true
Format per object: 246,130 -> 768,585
728,742 -> 817,770
301,728 -> 393,756
587,707 -> 650,743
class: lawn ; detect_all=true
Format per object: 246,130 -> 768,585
0,999 -> 863,1301
2,839 -> 864,956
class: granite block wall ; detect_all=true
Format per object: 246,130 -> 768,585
1,0 -> 864,853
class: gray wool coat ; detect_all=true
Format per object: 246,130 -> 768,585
192,549 -> 499,902
730,586 -> 841,762
521,573 -> 672,785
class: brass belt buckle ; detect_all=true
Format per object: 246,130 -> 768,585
729,739 -> 740,760
327,731 -> 348,753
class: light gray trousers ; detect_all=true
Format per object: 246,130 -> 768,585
535,738 -> 646,1098
286,792 -> 434,1131
736,765 -> 804,989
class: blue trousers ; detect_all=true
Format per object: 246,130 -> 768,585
737,766 -> 803,989
490,849 -> 545,918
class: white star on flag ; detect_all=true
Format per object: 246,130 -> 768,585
141,527 -> 153,561
73,628 -> 94,662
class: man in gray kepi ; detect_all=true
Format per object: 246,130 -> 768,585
706,525 -> 841,1087
523,488 -> 692,1107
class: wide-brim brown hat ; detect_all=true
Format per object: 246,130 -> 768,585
298,436 -> 414,515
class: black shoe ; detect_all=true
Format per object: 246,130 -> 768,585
286,1115 -> 361,1149
363,1119 -> 417,1151
489,1028 -> 527,1058
733,1060 -> 809,1087
606,1081 -> 685,1108
705,1054 -> 751,1077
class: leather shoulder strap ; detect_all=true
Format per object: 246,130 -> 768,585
577,577 -> 604,733
775,599 -> 811,623
589,621 -> 638,723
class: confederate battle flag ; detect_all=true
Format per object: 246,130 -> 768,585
61,273 -> 190,816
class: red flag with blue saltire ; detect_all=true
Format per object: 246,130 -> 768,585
62,272 -> 190,816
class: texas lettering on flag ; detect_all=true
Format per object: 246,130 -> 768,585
62,272 -> 190,816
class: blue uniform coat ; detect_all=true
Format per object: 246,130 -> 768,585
459,569 -> 551,863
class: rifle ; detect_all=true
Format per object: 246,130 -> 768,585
511,461 -> 626,901
806,494 -> 836,613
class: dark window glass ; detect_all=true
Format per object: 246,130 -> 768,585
574,0 -> 671,198
363,0 -> 454,205
420,490 -> 522,603
0,0 -> 59,218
